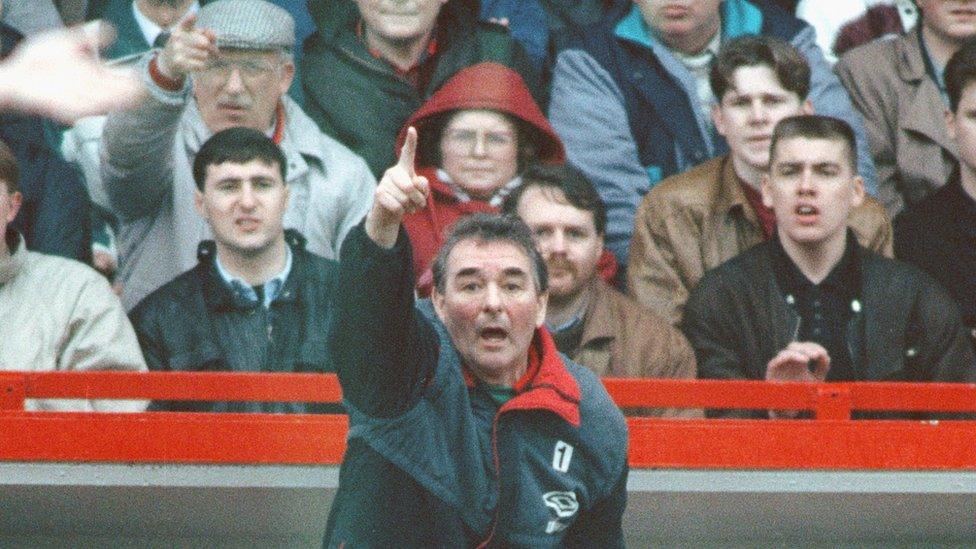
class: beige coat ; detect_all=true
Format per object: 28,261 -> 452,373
835,29 -> 959,218
573,279 -> 700,418
628,155 -> 893,326
0,232 -> 147,411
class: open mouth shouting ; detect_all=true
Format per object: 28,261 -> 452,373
478,325 -> 510,349
794,204 -> 820,225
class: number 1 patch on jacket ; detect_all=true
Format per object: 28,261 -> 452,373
552,440 -> 574,473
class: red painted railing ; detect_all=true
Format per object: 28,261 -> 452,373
1,371 -> 975,470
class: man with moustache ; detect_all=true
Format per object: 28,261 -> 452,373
682,115 -> 976,419
548,0 -> 875,270
324,129 -> 627,546
95,0 -> 375,309
628,36 -> 891,325
502,163 -> 697,418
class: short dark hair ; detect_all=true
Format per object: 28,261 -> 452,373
0,141 -> 18,194
192,127 -> 287,191
770,115 -> 857,172
710,35 -> 810,102
500,163 -> 607,235
945,38 -> 976,113
417,109 -> 540,172
431,213 -> 548,295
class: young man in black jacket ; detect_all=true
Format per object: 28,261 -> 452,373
324,128 -> 628,547
683,114 -> 976,419
129,127 -> 338,413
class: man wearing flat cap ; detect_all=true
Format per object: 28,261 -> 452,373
94,0 -> 376,309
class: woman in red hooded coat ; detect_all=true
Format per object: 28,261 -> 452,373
396,62 -> 567,294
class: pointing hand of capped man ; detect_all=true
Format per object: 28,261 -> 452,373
365,127 -> 430,248
155,13 -> 218,81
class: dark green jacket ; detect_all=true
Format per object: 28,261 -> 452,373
301,0 -> 544,176
100,0 -> 151,61
129,230 -> 338,413
324,224 -> 627,547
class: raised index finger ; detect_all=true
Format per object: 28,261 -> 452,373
398,126 -> 418,177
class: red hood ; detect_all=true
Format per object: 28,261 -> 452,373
395,62 -> 565,166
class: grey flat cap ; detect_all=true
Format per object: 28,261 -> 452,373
196,0 -> 295,52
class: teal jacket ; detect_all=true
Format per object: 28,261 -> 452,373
325,224 -> 628,547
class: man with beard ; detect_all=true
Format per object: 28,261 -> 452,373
503,162 -> 698,417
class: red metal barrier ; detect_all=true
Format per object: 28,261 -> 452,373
2,372 -> 976,469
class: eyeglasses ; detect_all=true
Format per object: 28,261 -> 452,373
200,57 -> 279,81
442,128 -> 516,151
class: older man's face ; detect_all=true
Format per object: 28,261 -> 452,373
193,49 -> 294,134
355,0 -> 448,44
432,238 -> 547,387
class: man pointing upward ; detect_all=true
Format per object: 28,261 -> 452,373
324,127 -> 629,547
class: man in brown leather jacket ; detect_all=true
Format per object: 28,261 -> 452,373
628,35 -> 891,326
503,163 -> 698,418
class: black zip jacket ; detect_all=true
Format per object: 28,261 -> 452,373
682,239 -> 976,419
129,230 -> 338,413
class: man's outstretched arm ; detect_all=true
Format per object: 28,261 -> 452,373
330,128 -> 437,418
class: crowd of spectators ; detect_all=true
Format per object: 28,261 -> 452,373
6,0 -> 976,421
5,0 -> 976,542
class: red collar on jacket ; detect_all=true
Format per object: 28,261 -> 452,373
462,327 -> 581,427
419,166 -> 498,234
272,102 -> 285,144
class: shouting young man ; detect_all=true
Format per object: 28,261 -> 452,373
629,35 -> 891,325
682,115 -> 976,419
